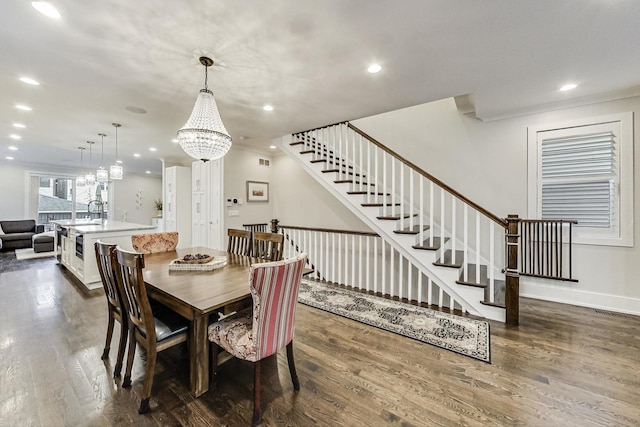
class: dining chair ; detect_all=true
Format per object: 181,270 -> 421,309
253,231 -> 284,261
208,253 -> 308,426
227,228 -> 252,256
131,231 -> 179,254
113,246 -> 189,414
94,240 -> 127,378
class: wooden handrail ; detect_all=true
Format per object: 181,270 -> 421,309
293,121 -> 348,136
347,123 -> 508,228
278,224 -> 379,237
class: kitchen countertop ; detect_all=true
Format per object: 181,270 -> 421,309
51,219 -> 156,234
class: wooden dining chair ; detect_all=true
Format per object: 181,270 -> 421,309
113,246 -> 189,414
208,253 -> 308,426
131,231 -> 179,254
253,231 -> 284,261
227,228 -> 252,256
94,240 -> 128,378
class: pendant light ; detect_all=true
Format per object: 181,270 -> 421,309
110,123 -> 123,180
177,56 -> 232,161
76,147 -> 86,187
96,133 -> 109,182
85,141 -> 96,185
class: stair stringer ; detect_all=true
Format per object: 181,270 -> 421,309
281,135 -> 506,322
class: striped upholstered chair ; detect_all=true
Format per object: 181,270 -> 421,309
208,253 -> 308,427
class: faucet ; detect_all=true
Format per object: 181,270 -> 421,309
87,199 -> 105,224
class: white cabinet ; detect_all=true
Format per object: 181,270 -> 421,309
165,166 -> 192,248
192,160 -> 223,250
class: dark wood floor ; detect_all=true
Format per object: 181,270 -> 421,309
1,252 -> 639,426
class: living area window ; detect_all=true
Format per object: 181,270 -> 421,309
527,112 -> 633,247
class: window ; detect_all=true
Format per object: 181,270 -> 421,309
528,112 -> 633,247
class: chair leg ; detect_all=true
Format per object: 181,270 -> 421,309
252,361 -> 261,427
102,311 -> 115,360
113,318 -> 128,378
138,344 -> 157,414
122,329 -> 137,388
210,343 -> 220,388
286,341 -> 300,391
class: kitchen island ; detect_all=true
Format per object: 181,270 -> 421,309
52,220 -> 156,291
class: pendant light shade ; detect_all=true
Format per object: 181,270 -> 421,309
96,133 -> 109,182
76,147 -> 86,187
177,56 -> 232,162
110,123 -> 123,180
85,141 -> 96,185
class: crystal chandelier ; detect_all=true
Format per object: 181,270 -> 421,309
85,141 -> 96,185
96,133 -> 109,182
110,123 -> 123,180
177,56 -> 232,161
76,147 -> 86,187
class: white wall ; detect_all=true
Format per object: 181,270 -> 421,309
350,96 -> 640,314
0,162 -> 29,220
111,174 -> 162,225
223,146 -> 274,230
271,154 -> 370,232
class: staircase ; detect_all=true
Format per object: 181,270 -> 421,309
281,122 -> 515,322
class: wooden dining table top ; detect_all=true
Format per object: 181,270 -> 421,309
142,247 -> 254,318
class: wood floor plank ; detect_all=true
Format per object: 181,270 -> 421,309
1,252 -> 639,426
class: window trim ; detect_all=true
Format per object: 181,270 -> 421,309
527,112 -> 634,247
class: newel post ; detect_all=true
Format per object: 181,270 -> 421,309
271,218 -> 279,233
505,214 -> 520,326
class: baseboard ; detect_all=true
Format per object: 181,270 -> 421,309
521,279 -> 640,317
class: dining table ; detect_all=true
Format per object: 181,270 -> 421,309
142,247 -> 255,397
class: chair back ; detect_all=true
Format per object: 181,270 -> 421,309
131,232 -> 179,254
250,253 -> 307,359
94,240 -> 121,309
227,228 -> 252,256
253,231 -> 284,261
113,247 -> 156,342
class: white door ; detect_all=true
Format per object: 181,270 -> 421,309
208,159 -> 223,250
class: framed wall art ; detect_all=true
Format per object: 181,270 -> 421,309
246,180 -> 269,202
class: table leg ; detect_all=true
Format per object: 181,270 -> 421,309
189,314 -> 210,397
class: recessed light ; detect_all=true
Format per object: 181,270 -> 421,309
9,134 -> 22,140
269,145 -> 276,149
263,105 -> 274,111
367,64 -> 382,74
149,147 -> 157,152
145,170 -> 151,174
125,105 -> 147,114
171,138 -> 179,143
560,83 -> 577,92
31,2 -> 61,19
5,156 -> 14,160
116,160 -> 123,164
8,146 -> 18,151
12,123 -> 26,128
16,104 -> 32,111
133,153 -> 140,158
19,77 -> 40,86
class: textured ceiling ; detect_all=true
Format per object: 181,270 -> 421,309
2,0 -> 640,175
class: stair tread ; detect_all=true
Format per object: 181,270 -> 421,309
433,250 -> 464,268
395,224 -> 430,234
456,264 -> 489,286
362,202 -> 401,207
377,214 -> 418,220
322,169 -> 365,177
335,180 -> 373,185
310,159 -> 355,169
347,191 -> 390,196
412,236 -> 448,250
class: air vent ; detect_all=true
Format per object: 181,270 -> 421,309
594,309 -> 629,318
259,158 -> 270,166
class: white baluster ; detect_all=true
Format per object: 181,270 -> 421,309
490,222 -> 495,303
366,235 -> 370,292
373,237 -> 378,294
476,212 -> 481,285
463,204 -> 468,282
451,194 -> 457,265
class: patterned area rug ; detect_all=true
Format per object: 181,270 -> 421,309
298,279 -> 491,363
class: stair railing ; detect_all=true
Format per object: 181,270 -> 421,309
294,122 -> 520,324
519,219 -> 578,282
277,223 -> 466,311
